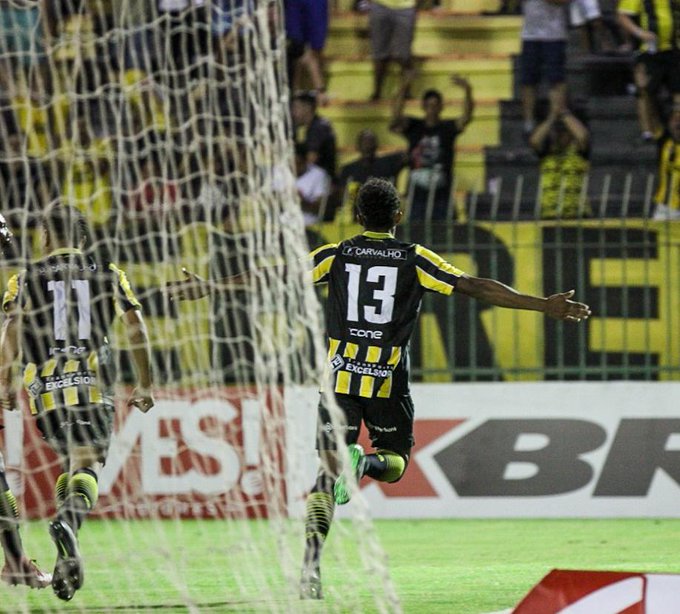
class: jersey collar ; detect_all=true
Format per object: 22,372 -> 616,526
362,231 -> 394,239
48,247 -> 83,257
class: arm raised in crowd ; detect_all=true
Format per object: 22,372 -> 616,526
451,74 -> 474,132
455,275 -> 591,322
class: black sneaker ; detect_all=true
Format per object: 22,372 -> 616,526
49,520 -> 83,601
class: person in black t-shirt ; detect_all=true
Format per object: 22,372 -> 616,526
390,73 -> 474,221
336,129 -> 407,222
165,178 -> 592,601
291,90 -> 337,179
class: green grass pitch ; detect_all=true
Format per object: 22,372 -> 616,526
2,518 -> 680,613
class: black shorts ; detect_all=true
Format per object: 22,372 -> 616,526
316,392 -> 415,458
36,404 -> 114,463
520,40 -> 567,86
638,50 -> 680,96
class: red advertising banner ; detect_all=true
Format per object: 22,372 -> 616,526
513,569 -> 680,613
1,387 -> 285,520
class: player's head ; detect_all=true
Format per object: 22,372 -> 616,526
356,178 -> 403,231
41,203 -> 89,251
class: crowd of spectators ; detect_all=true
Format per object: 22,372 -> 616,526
0,0 -> 678,233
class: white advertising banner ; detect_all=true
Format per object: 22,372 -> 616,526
286,382 -> 680,518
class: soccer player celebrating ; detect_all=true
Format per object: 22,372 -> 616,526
0,213 -> 52,589
165,178 -> 591,600
0,204 -> 155,601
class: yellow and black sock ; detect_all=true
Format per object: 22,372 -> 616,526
364,449 -> 407,483
303,475 -> 335,568
57,468 -> 99,533
0,481 -> 23,561
55,472 -> 69,508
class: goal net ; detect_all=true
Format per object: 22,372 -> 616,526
0,1 -> 398,611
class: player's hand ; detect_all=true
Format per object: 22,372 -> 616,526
128,386 -> 154,413
0,383 -> 16,411
544,290 -> 591,322
165,268 -> 209,302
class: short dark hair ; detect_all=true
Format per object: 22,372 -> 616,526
356,178 -> 401,229
42,202 -> 89,248
422,89 -> 442,104
293,90 -> 317,109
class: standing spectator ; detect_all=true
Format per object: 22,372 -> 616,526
337,128 -> 407,222
519,0 -> 570,137
294,143 -> 332,226
155,0 -> 209,85
368,0 -> 417,102
617,0 -> 680,142
291,91 -> 337,179
640,95 -> 680,220
390,73 -> 474,221
284,0 -> 329,105
529,106 -> 592,219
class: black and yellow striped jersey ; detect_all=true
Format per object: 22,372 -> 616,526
2,247 -> 140,414
618,0 -> 680,52
311,231 -> 464,399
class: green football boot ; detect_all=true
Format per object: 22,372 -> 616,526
333,443 -> 366,505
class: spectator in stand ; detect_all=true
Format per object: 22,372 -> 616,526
390,72 -> 474,221
519,0 -> 570,138
155,0 -> 209,85
570,0 -> 611,54
617,0 -> 680,142
291,90 -> 337,179
284,0 -> 329,105
57,118 -> 114,227
368,0 -> 417,102
640,96 -> 680,220
126,151 -> 178,222
337,129 -> 407,222
529,106 -> 591,219
294,143 -> 332,226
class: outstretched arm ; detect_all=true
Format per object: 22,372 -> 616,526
0,313 -> 20,410
455,275 -> 591,321
165,268 -> 251,302
122,309 -> 154,412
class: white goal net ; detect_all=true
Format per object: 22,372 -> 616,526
0,1 -> 398,611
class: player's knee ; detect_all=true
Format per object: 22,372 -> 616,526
377,449 -> 407,483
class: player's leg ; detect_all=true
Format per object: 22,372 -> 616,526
360,394 -> 415,486
300,393 -> 360,599
0,455 -> 51,588
46,404 -> 113,601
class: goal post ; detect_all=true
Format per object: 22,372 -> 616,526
0,1 -> 399,611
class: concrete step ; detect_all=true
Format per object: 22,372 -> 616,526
326,13 -> 521,57
327,55 -> 514,103
321,99 -> 500,152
